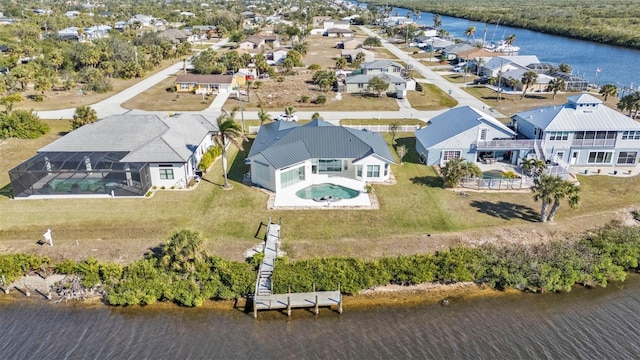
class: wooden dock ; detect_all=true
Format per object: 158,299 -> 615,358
252,219 -> 343,318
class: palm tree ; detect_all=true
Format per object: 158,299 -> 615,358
546,180 -> 580,222
464,26 -> 476,43
335,56 -> 347,70
284,105 -> 296,118
475,57 -> 486,76
522,157 -> 546,177
505,34 -> 516,46
311,112 -> 322,120
433,14 -> 442,30
441,157 -> 482,187
531,174 -> 562,222
214,111 -> 247,189
520,71 -> 538,99
546,77 -> 566,99
70,105 -> 98,130
599,84 -> 618,101
257,107 -> 271,126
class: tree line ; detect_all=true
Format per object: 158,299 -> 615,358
2,223 -> 639,307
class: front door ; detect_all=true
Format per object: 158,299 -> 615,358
570,151 -> 579,164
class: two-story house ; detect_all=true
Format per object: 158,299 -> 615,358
512,94 -> 640,167
343,60 -> 410,95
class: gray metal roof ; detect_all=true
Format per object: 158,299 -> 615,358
416,106 -> 516,149
345,73 -> 405,84
39,113 -> 218,163
513,95 -> 640,131
361,60 -> 403,70
247,120 -> 395,169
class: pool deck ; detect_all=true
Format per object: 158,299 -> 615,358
271,177 -> 375,209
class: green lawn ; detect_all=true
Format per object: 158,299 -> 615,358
407,84 -> 458,110
3,127 -> 640,263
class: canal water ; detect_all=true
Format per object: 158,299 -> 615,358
363,3 -> 640,92
1,275 -> 639,359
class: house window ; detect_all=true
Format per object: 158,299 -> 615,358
357,165 -> 362,177
180,83 -> 189,90
318,159 -> 342,172
479,128 -> 488,141
548,131 -> 569,141
622,131 -> 640,140
357,83 -> 364,88
442,150 -> 461,161
587,151 -> 613,164
367,165 -> 380,178
159,169 -> 174,179
384,163 -> 389,176
617,152 -> 637,164
280,166 -> 305,188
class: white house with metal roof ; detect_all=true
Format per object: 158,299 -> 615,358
511,94 -> 640,166
246,119 -> 395,193
9,113 -> 219,198
415,106 -> 517,166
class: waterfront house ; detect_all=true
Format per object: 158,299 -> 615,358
174,74 -> 237,94
9,113 -> 219,198
511,94 -> 640,166
246,119 -> 395,193
478,55 -> 541,78
415,106 -> 517,166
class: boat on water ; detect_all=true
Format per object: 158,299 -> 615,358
484,40 -> 520,54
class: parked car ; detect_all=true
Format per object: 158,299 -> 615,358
473,76 -> 490,85
276,114 -> 298,122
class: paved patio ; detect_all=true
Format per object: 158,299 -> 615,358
270,177 -> 374,209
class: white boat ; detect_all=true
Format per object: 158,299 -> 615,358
484,40 -> 520,54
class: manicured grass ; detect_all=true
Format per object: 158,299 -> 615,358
442,74 -> 471,83
121,75 -> 214,111
5,126 -> 640,264
224,92 -> 400,112
407,84 -> 458,110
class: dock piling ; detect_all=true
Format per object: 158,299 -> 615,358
287,296 -> 291,317
315,295 -> 319,315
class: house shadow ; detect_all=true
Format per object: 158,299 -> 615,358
469,200 -> 539,222
394,137 -> 420,164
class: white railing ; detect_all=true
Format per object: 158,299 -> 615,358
571,139 -> 616,147
459,176 -> 536,190
475,139 -> 539,149
342,124 -> 421,133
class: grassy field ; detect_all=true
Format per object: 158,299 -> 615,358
3,124 -> 640,264
464,86 -> 576,115
121,75 -> 214,111
407,83 -> 458,110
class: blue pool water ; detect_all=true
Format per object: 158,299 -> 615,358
482,170 -> 505,179
49,178 -> 106,192
295,183 -> 360,200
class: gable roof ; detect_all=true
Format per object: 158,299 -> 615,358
416,106 -> 516,149
175,74 -> 234,84
513,94 -> 640,131
247,120 -> 395,169
361,60 -> 403,70
39,114 -> 218,163
345,73 -> 405,84
443,43 -> 475,54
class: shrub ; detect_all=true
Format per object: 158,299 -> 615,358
166,85 -> 177,93
0,110 -> 50,140
308,64 -> 322,70
145,191 -> 152,197
0,254 -> 50,283
313,95 -> 327,104
30,94 -> 44,102
299,95 -> 310,103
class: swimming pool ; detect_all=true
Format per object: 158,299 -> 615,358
295,183 -> 360,200
48,178 -> 107,193
482,170 -> 506,179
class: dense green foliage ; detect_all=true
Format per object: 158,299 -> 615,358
363,0 -> 640,49
0,109 -> 50,139
4,225 -> 640,306
197,145 -> 223,172
0,254 -> 50,283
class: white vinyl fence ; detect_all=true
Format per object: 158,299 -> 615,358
248,124 -> 421,134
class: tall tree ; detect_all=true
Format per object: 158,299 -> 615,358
599,84 -> 618,101
213,111 -> 246,189
363,36 -> 381,49
367,76 -> 389,97
335,56 -> 347,70
558,63 -> 572,73
531,174 -> 562,223
464,26 -> 476,43
433,14 -> 442,30
505,34 -> 516,46
546,77 -> 566,99
546,180 -> 580,222
257,107 -> 271,126
520,71 -> 538,99
440,157 -> 481,187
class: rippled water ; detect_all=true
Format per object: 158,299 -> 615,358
2,275 -> 639,359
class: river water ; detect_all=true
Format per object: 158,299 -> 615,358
366,4 -> 640,93
2,275 -> 639,359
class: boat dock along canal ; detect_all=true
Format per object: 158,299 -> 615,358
252,218 -> 343,318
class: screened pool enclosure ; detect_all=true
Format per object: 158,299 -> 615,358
9,151 -> 152,198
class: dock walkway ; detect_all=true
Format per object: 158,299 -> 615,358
252,219 -> 343,318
